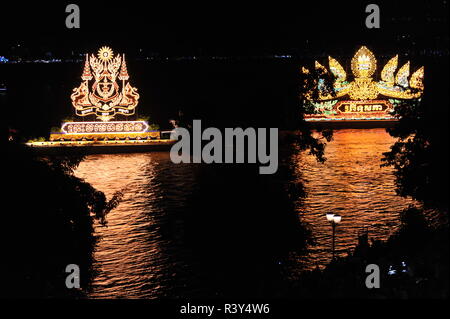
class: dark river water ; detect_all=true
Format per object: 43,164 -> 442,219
74,128 -> 417,298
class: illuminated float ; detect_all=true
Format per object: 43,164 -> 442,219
28,47 -> 174,151
302,46 -> 424,123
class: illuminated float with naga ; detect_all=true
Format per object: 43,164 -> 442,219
302,46 -> 424,124
28,47 -> 174,152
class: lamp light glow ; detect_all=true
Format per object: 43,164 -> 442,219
333,215 -> 342,224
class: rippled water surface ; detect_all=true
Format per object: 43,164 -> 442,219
74,128 -> 416,297
75,152 -> 198,298
293,128 -> 417,269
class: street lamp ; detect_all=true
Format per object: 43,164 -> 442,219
325,213 -> 342,260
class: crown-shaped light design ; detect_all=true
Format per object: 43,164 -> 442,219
71,46 -> 140,122
303,46 -> 424,101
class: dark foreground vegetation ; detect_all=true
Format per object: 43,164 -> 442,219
291,206 -> 448,298
1,53 -> 447,299
290,54 -> 449,299
2,141 -> 121,298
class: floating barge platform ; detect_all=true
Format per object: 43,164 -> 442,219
305,119 -> 398,129
26,138 -> 176,155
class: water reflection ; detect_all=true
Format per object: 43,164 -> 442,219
294,128 -> 417,270
74,128 -> 416,296
75,152 -> 197,298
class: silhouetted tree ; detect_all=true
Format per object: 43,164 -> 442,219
382,59 -> 449,211
297,64 -> 336,162
3,142 -> 122,298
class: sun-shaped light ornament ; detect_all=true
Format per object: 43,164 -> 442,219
98,46 -> 114,62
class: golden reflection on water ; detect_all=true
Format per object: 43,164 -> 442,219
75,152 -> 196,298
74,128 -> 417,295
294,128 -> 417,270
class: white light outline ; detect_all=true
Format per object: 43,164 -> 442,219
60,121 -> 150,135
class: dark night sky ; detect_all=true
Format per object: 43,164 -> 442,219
0,1 -> 448,135
0,1 -> 448,57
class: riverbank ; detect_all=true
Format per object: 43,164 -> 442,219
3,142 -> 119,298
289,206 -> 449,298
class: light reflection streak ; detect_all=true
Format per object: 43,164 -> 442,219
293,129 -> 418,270
75,152 -> 195,298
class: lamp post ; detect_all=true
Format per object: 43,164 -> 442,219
326,213 -> 342,260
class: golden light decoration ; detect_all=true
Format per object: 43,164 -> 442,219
410,66 -> 425,90
395,62 -> 410,88
71,46 -> 140,122
303,46 -> 424,102
328,56 -> 347,82
351,46 -> 377,78
348,78 -> 379,100
381,55 -> 398,85
61,121 -> 149,134
302,46 -> 425,122
315,61 -> 327,72
301,67 -> 310,74
98,46 -> 114,62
